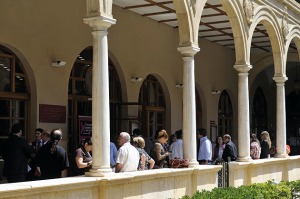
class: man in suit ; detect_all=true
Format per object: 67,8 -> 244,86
222,134 -> 237,162
32,128 -> 43,154
3,123 -> 33,183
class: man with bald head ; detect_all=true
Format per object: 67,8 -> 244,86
115,132 -> 139,173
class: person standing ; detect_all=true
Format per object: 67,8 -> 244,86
110,142 -> 118,169
35,129 -> 69,179
32,128 -> 43,154
260,131 -> 271,159
212,136 -> 225,164
115,132 -> 139,173
75,137 -> 92,175
222,134 -> 238,162
197,128 -> 212,165
250,134 -> 261,160
169,130 -> 183,160
2,123 -> 33,183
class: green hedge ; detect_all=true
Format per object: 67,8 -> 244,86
182,180 -> 300,199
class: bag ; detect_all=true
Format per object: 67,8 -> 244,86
169,158 -> 189,168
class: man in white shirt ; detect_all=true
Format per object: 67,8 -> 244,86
169,130 -> 183,159
197,128 -> 212,165
115,132 -> 139,173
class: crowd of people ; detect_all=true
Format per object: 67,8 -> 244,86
2,123 -> 285,183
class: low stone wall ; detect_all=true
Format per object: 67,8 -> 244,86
229,156 -> 300,187
0,166 -> 221,199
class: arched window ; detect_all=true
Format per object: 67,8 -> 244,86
0,45 -> 29,156
218,90 -> 233,136
138,75 -> 166,138
68,47 -> 122,153
251,87 -> 267,135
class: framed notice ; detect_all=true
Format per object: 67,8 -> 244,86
78,116 -> 92,140
39,104 -> 66,123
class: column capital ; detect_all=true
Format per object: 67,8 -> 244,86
273,76 -> 288,84
234,64 -> 252,73
177,45 -> 200,57
84,15 -> 116,31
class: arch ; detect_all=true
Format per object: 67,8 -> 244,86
172,0 -> 206,46
248,7 -> 285,75
138,74 -> 171,138
220,0 -> 248,65
249,53 -> 299,88
285,25 -> 300,60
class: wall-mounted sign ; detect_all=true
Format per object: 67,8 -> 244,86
78,116 -> 92,140
39,104 -> 66,123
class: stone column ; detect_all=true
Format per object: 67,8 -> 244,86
178,46 -> 200,167
234,64 -> 252,162
273,76 -> 288,158
84,16 -> 116,176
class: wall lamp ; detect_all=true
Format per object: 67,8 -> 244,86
176,83 -> 183,88
211,90 -> 221,95
130,76 -> 143,83
52,60 -> 67,67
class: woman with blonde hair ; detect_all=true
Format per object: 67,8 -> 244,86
260,131 -> 271,159
150,129 -> 171,168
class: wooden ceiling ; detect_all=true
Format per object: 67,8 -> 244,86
113,0 -> 297,53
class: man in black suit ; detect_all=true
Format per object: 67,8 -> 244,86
2,123 -> 33,183
222,134 -> 238,162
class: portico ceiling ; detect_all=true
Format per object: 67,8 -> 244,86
113,0 -> 297,53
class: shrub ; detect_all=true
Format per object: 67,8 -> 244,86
182,180 -> 296,199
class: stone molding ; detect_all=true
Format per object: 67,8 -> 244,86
83,16 -> 116,31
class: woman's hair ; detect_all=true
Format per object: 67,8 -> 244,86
157,129 -> 168,140
133,136 -> 145,148
79,137 -> 92,147
261,131 -> 271,149
50,128 -> 62,154
251,134 -> 259,144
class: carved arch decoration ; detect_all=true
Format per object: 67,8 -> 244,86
86,0 -> 113,18
220,0 -> 249,65
172,0 -> 206,47
248,6 -> 285,76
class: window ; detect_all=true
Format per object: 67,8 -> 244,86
138,75 -> 166,138
68,47 -> 122,153
218,91 -> 233,136
0,45 -> 29,157
251,87 -> 267,135
196,89 -> 202,130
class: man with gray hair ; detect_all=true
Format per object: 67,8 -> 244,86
115,132 -> 139,173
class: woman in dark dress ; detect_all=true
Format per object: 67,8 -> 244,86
75,137 -> 92,175
150,129 -> 171,168
260,131 -> 271,159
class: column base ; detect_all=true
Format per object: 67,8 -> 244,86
188,160 -> 199,168
85,168 -> 114,177
275,153 -> 289,158
237,156 -> 253,162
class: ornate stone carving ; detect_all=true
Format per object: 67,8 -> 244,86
86,0 -> 113,18
244,0 -> 254,25
282,6 -> 289,42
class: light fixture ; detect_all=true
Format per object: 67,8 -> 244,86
52,60 -> 67,67
130,76 -> 143,83
211,90 -> 221,95
175,83 -> 183,88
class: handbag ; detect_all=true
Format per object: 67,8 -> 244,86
169,158 -> 189,168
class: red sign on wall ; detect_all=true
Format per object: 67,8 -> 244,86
39,104 -> 66,123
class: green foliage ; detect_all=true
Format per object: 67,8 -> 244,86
182,180 -> 300,199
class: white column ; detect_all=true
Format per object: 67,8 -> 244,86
178,46 -> 199,167
84,16 -> 116,176
273,76 -> 288,158
234,64 -> 252,162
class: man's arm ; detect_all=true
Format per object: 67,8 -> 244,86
115,163 -> 123,173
